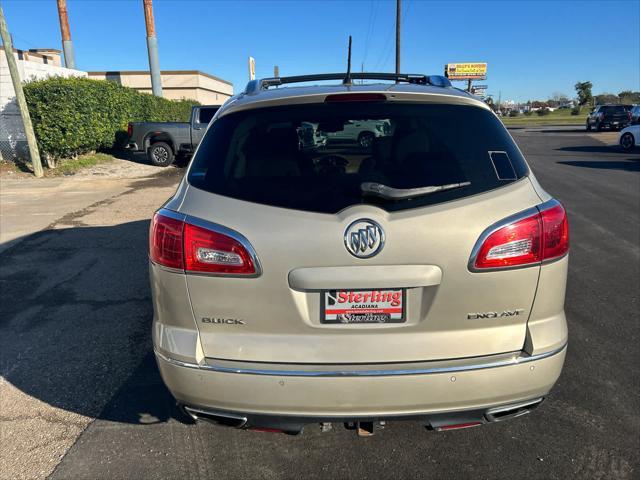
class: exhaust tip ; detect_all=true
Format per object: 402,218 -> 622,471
182,405 -> 248,428
485,397 -> 544,423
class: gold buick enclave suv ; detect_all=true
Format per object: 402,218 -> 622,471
149,73 -> 569,435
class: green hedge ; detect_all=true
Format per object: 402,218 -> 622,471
23,77 -> 199,159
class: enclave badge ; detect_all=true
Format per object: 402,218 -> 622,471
467,309 -> 525,320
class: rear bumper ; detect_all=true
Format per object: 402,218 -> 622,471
125,142 -> 139,150
155,344 -> 566,420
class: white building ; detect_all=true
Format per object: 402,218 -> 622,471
0,47 -> 86,162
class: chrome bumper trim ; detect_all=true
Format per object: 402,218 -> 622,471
154,343 -> 566,378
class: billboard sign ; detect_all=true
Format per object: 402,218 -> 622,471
444,63 -> 487,80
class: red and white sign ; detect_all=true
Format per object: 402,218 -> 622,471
322,289 -> 405,324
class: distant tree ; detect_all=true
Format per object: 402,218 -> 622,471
618,90 -> 640,104
575,81 -> 593,106
551,92 -> 570,104
595,93 -> 619,105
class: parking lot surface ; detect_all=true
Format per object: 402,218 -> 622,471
1,128 -> 638,479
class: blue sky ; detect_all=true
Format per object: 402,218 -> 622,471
3,0 -> 639,102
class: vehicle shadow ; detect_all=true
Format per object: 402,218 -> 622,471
539,128 -> 587,134
106,148 -> 191,168
0,221 -> 188,425
557,159 -> 640,172
106,148 -> 148,165
556,145 -> 629,154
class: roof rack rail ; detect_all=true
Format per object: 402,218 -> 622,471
244,73 -> 452,94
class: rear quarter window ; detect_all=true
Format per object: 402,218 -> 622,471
197,107 -> 219,125
602,106 -> 626,114
188,102 -> 529,214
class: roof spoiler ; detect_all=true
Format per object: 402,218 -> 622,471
243,73 -> 452,95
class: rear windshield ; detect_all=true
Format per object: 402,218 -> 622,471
188,103 -> 529,214
601,106 -> 627,114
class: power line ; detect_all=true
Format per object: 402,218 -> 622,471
390,0 -> 410,72
373,0 -> 410,72
6,32 -> 38,49
372,11 -> 394,71
362,0 -> 378,68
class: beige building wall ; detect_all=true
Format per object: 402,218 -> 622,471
0,47 -> 63,67
88,70 -> 233,104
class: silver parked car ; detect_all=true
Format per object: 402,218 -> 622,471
150,73 -> 569,435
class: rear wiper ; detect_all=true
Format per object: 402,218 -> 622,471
360,181 -> 471,200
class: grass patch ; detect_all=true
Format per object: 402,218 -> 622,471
0,159 -> 25,174
47,152 -> 116,176
502,108 -> 590,126
1,152 -> 118,178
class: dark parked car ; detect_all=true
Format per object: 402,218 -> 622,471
629,105 -> 640,125
126,105 -> 220,166
586,105 -> 631,131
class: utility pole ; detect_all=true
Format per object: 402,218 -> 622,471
395,0 -> 401,75
0,6 -> 43,177
56,0 -> 75,69
142,0 -> 162,97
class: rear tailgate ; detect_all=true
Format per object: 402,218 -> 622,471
604,107 -> 629,123
181,179 -> 541,364
180,99 -> 542,364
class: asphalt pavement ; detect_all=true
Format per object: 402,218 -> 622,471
1,128 -> 638,480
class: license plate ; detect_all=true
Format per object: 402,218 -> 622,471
321,289 -> 405,324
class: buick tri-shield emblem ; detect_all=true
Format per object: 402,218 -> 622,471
344,219 -> 385,258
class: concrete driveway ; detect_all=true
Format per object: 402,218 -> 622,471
0,158 -> 174,253
0,166 -> 182,480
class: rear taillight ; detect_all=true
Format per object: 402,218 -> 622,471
149,213 -> 257,275
149,214 -> 184,270
471,201 -> 569,270
127,123 -> 133,137
183,222 -> 256,275
539,203 -> 570,260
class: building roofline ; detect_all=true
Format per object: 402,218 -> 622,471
87,69 -> 233,86
28,48 -> 62,53
0,45 -> 61,61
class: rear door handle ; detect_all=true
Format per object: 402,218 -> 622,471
288,265 -> 442,290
